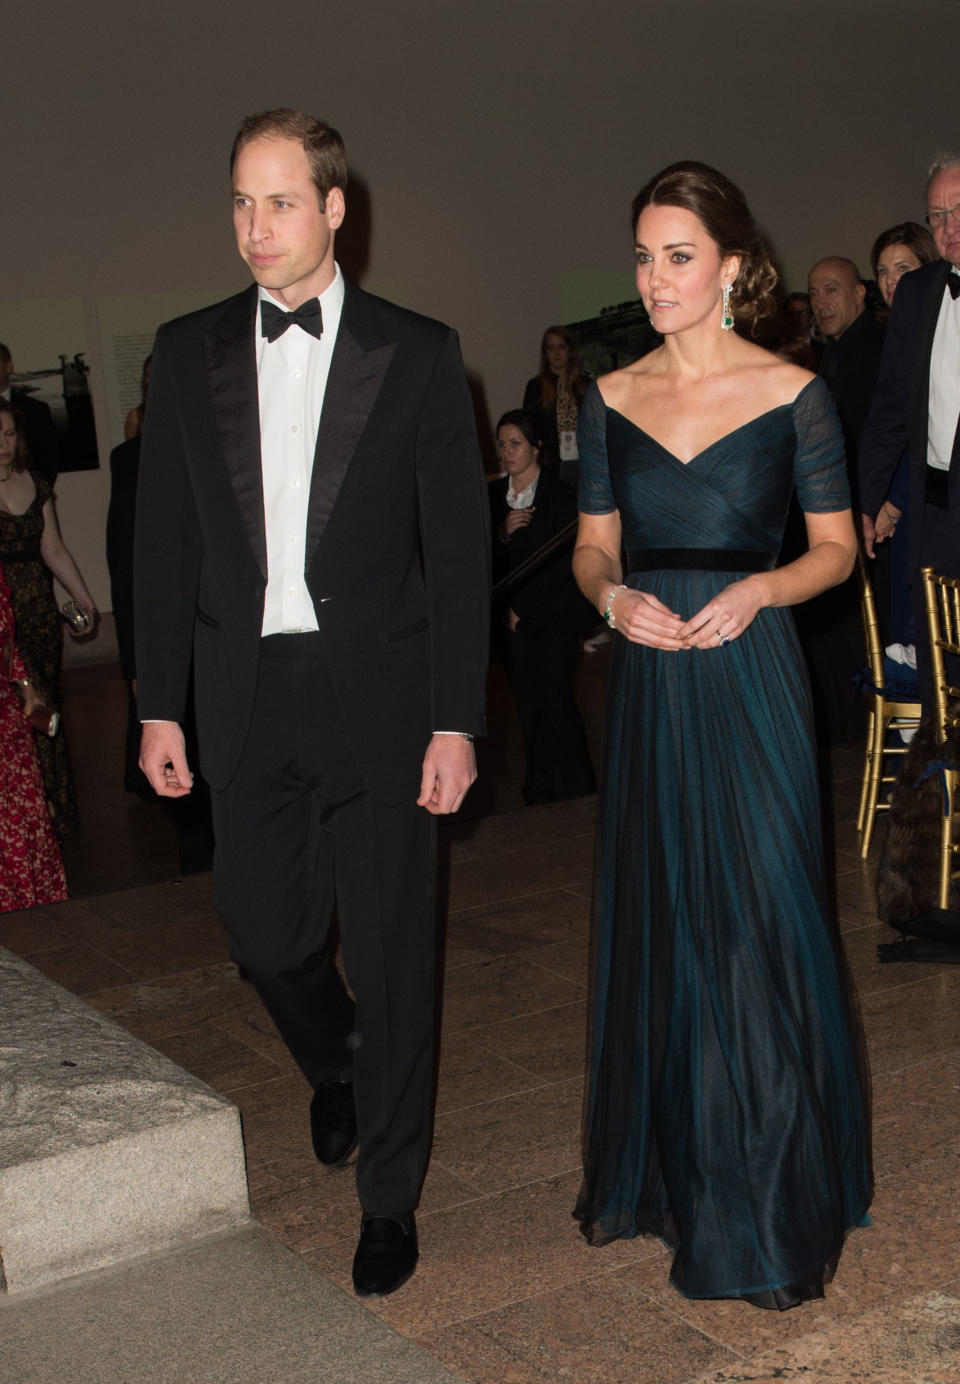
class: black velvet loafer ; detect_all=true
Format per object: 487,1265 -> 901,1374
310,1079 -> 358,1166
351,1214 -> 419,1297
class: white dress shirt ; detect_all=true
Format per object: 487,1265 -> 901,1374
506,470 -> 540,510
258,265 -> 345,634
927,271 -> 960,472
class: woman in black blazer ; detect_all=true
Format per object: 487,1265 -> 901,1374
490,410 -> 595,804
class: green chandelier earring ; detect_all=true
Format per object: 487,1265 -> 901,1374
721,284 -> 734,331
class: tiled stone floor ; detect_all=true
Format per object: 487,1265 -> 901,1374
6,654 -> 960,1383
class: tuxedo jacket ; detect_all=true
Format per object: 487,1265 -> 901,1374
489,469 -> 579,624
859,259 -> 960,576
134,279 -> 490,801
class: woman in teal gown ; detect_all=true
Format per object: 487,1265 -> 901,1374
573,162 -> 872,1310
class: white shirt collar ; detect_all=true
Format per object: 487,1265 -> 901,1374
506,469 -> 540,509
258,261 -> 345,319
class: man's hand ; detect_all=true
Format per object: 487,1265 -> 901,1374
417,733 -> 477,815
140,720 -> 194,797
861,511 -> 877,559
874,501 -> 901,543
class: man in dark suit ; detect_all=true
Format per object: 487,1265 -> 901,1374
134,108 -> 490,1296
808,257 -> 886,492
0,342 -> 60,483
793,258 -> 884,742
859,153 -> 960,709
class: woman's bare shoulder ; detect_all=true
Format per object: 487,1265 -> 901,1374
743,346 -> 817,407
595,350 -> 664,405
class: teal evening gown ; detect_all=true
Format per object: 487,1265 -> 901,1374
574,377 -> 872,1309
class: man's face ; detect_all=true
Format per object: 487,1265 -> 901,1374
784,298 -> 813,338
807,260 -> 865,340
926,166 -> 960,268
232,136 -> 345,308
0,354 -> 13,393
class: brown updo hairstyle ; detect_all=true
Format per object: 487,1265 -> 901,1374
631,161 -> 778,333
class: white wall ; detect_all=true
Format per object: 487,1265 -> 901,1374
4,0 -> 957,612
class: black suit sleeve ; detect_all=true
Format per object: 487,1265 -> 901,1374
106,438 -> 141,680
858,280 -> 918,518
133,327 -> 203,723
415,329 -> 491,735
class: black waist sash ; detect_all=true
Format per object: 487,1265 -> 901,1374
926,466 -> 950,510
628,547 -> 774,573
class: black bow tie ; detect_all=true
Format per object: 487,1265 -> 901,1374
260,297 -> 324,343
948,274 -> 960,300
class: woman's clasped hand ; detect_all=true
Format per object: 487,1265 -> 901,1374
608,576 -> 764,649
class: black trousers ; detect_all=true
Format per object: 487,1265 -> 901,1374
210,634 -> 437,1216
506,619 -> 595,804
793,572 -> 865,745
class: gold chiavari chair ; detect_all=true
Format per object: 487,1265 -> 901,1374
921,566 -> 960,908
856,551 -> 922,857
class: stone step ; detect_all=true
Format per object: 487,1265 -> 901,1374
0,1224 -> 465,1384
0,946 -> 249,1292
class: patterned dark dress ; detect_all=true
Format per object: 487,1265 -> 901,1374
0,564 -> 67,910
574,378 -> 872,1308
0,473 -> 78,835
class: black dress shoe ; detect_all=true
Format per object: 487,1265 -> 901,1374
352,1214 -> 418,1297
310,1079 -> 358,1166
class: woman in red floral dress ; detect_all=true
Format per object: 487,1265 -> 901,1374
0,562 -> 67,911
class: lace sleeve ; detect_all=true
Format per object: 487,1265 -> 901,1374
577,383 -> 616,514
792,377 -> 851,513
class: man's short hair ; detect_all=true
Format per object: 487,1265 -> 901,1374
926,151 -> 960,197
230,108 -> 347,210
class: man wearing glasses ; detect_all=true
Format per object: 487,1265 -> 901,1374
860,152 -> 960,708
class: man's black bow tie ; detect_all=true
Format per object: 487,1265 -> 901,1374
948,274 -> 960,300
260,297 -> 324,343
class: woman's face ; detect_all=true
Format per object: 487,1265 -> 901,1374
875,242 -> 923,307
544,333 -> 570,375
635,203 -> 737,335
497,424 -> 540,480
0,411 -> 17,467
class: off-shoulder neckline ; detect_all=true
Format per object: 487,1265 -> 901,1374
597,377 -> 819,467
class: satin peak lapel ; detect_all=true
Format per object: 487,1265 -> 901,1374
201,287 -> 268,578
911,262 -> 952,455
305,319 -> 396,567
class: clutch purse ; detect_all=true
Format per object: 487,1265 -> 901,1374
62,600 -> 91,633
27,705 -> 60,737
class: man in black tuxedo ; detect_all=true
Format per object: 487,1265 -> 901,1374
134,109 -> 490,1296
860,153 -> 960,709
0,342 -> 60,483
